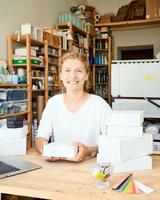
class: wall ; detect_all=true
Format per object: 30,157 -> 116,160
0,0 -> 86,59
87,0 -> 160,59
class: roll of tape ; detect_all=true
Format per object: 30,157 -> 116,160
94,14 -> 101,20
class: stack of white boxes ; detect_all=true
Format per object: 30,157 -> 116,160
97,111 -> 153,173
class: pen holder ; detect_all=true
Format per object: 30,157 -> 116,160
90,162 -> 112,189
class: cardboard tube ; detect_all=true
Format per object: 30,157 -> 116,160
37,95 -> 45,122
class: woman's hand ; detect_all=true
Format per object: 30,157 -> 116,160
71,142 -> 90,162
42,142 -> 97,163
42,142 -> 88,162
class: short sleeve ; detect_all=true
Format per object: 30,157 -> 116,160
36,99 -> 53,141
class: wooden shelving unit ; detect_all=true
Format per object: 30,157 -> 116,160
56,22 -> 89,54
7,33 -> 61,147
7,34 -> 41,147
91,35 -> 112,104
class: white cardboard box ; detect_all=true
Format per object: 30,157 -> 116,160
98,134 -> 153,162
43,142 -> 77,158
0,125 -> 27,156
15,47 -> 37,57
97,155 -> 152,173
106,111 -> 144,126
107,125 -> 143,137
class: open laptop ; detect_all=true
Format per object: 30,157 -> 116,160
0,156 -> 41,179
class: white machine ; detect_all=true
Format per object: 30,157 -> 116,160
111,59 -> 160,119
111,59 -> 160,98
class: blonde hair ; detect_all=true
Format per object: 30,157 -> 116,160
59,52 -> 90,91
59,52 -> 89,73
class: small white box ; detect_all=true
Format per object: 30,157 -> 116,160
0,125 -> 28,156
15,47 -> 37,57
98,134 -> 153,162
21,23 -> 34,36
43,143 -> 77,158
33,27 -> 43,41
106,111 -> 144,126
107,125 -> 143,137
97,155 -> 152,173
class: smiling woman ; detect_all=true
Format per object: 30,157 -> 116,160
35,52 -> 111,163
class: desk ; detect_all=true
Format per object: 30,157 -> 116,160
0,149 -> 160,200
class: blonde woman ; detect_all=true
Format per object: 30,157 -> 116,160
36,52 -> 111,162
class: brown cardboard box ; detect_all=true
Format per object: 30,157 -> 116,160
100,15 -> 112,23
146,0 -> 160,19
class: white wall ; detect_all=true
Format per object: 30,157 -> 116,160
0,0 -> 86,59
87,0 -> 160,59
113,27 -> 160,58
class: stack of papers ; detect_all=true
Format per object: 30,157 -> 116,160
43,142 -> 77,158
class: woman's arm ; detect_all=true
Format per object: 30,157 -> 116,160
35,137 -> 48,154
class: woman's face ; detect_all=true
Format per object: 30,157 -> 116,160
60,58 -> 88,92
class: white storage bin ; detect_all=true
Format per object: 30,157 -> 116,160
0,125 -> 28,156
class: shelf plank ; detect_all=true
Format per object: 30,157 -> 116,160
95,48 -> 108,51
32,89 -> 45,92
31,64 -> 45,69
0,84 -> 28,87
0,111 -> 29,119
10,34 -> 44,46
95,18 -> 160,31
57,22 -> 87,36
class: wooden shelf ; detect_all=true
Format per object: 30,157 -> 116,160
95,18 -> 160,31
57,22 -> 87,36
48,53 -> 59,58
95,64 -> 108,67
0,84 -> 28,88
48,62 -> 58,66
10,34 -> 44,46
31,64 -> 45,69
32,89 -> 45,92
95,48 -> 108,51
0,111 -> 29,119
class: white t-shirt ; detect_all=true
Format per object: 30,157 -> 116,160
37,94 -> 111,146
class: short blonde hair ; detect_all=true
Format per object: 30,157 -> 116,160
59,52 -> 89,73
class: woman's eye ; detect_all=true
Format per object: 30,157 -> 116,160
76,69 -> 82,73
64,69 -> 70,72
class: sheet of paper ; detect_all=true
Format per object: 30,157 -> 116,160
134,180 -> 154,194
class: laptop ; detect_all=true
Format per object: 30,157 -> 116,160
0,156 -> 41,179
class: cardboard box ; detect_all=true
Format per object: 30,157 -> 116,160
106,111 -> 144,126
0,125 -> 28,156
97,155 -> 152,173
146,0 -> 160,19
100,15 -> 112,23
107,125 -> 143,137
98,134 -> 153,162
43,142 -> 77,158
